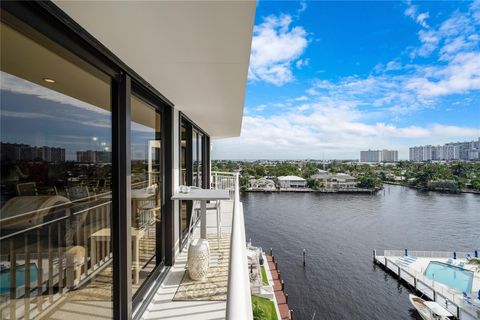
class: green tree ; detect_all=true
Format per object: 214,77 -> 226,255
471,178 -> 480,191
356,175 -> 381,189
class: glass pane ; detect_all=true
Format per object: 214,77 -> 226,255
180,124 -> 187,186
1,22 -> 113,318
180,124 -> 188,235
192,130 -> 198,187
130,95 -> 162,295
198,133 -> 203,188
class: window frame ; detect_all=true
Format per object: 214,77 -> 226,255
1,2 -> 175,319
178,112 -> 210,248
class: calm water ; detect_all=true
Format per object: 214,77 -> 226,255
242,185 -> 480,320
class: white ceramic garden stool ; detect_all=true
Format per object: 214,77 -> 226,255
187,239 -> 210,280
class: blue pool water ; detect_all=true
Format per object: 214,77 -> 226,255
0,263 -> 39,294
424,261 -> 473,293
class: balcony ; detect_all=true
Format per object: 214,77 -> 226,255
140,172 -> 253,320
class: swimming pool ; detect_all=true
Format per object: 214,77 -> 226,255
424,261 -> 473,293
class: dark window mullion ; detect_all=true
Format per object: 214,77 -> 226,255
112,73 -> 132,319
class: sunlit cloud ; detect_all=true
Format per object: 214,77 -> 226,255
248,14 -> 309,86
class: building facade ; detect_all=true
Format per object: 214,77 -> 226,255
360,149 -> 398,163
409,138 -> 480,162
277,176 -> 307,189
0,2 -> 255,319
311,172 -> 357,189
248,178 -> 276,191
1,143 -> 65,162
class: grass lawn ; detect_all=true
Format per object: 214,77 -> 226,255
260,266 -> 269,285
252,295 -> 278,320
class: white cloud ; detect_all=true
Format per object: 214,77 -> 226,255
409,2 -> 480,60
248,14 -> 308,86
414,29 -> 440,57
405,52 -> 480,97
404,1 -> 430,28
416,12 -> 430,28
296,58 -> 309,69
298,1 -> 307,15
213,1 -> 480,160
212,107 -> 479,159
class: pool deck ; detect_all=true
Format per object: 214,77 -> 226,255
374,250 -> 480,320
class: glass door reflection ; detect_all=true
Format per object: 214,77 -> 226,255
130,95 -> 162,295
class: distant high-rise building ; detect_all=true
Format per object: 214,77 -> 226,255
76,150 -> 112,163
409,138 -> 480,162
360,149 -> 398,163
1,142 -> 65,162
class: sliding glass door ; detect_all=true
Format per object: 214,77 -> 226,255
130,95 -> 164,297
1,19 -> 114,318
179,115 -> 209,244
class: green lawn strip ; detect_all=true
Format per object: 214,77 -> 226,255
260,266 -> 269,285
252,295 -> 278,320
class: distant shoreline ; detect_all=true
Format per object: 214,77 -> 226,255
243,188 -> 380,194
383,181 -> 480,194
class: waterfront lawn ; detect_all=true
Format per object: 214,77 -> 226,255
261,266 -> 269,285
252,295 -> 278,320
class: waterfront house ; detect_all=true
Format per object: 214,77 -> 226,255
311,172 -> 357,190
248,178 -> 276,191
0,1 -> 268,319
277,176 -> 307,189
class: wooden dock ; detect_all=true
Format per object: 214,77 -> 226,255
266,253 -> 293,320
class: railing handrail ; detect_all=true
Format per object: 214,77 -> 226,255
225,172 -> 253,320
382,249 -> 477,259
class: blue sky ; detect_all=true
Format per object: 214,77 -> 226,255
213,0 -> 480,160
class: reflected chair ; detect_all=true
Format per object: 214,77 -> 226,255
16,182 -> 38,196
136,200 -> 160,236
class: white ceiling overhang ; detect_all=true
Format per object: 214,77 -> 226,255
54,0 -> 256,138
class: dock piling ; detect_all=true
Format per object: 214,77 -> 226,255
303,249 -> 306,267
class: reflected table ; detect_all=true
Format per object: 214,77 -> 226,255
90,227 -> 145,284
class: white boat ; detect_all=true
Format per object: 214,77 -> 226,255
409,294 -> 455,320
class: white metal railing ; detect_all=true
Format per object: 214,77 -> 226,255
383,250 -> 476,259
217,172 -> 253,320
211,171 -> 238,191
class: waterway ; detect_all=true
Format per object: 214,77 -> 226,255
242,184 -> 480,320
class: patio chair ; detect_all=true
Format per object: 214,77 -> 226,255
457,261 -> 465,268
446,258 -> 453,264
